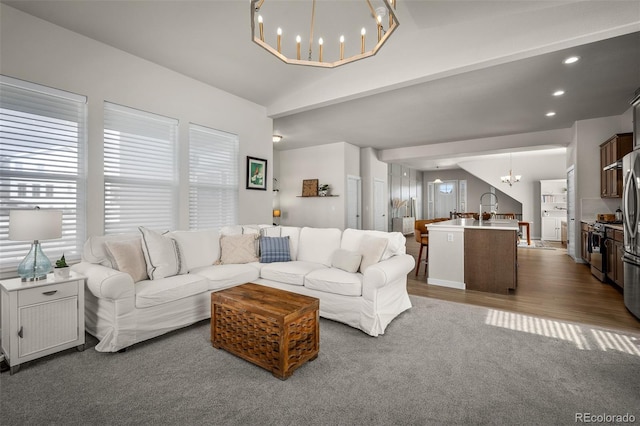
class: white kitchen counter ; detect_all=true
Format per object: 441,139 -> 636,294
427,218 -> 519,231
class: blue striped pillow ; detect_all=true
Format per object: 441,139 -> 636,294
260,236 -> 291,263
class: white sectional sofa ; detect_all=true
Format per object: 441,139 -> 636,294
72,225 -> 415,352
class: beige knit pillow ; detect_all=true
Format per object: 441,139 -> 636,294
219,234 -> 259,264
105,238 -> 149,282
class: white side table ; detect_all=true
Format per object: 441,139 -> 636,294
1,271 -> 86,375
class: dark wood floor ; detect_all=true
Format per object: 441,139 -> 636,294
406,237 -> 640,333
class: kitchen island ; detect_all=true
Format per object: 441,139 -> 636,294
426,218 -> 519,294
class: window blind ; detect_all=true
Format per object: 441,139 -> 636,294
104,102 -> 178,234
0,76 -> 87,272
189,124 -> 239,229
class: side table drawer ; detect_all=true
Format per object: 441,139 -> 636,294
18,281 -> 78,306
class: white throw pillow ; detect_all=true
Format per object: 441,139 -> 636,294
359,235 -> 388,273
105,238 -> 148,282
331,249 -> 362,273
169,229 -> 220,271
139,227 -> 184,280
219,234 -> 259,264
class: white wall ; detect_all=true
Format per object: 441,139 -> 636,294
0,4 -> 273,237
277,142 -> 360,229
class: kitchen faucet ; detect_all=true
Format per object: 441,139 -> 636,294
479,192 -> 499,222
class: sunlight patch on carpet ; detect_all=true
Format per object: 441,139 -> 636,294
486,309 -> 640,356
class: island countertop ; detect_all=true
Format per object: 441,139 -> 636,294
427,218 -> 519,231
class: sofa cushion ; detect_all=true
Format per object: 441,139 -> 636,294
260,236 -> 291,263
260,261 -> 327,286
260,226 -> 281,237
331,249 -> 362,273
304,268 -> 363,297
341,229 -> 406,261
220,225 -> 243,236
359,235 -> 388,273
219,234 -> 259,264
139,227 -> 185,280
280,226 -> 301,260
104,238 -> 148,282
169,229 -> 220,271
297,227 -> 342,266
190,263 -> 260,290
135,274 -> 208,308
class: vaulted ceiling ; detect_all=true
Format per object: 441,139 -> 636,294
4,0 -> 639,170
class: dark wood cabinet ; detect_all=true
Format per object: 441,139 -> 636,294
600,133 -> 633,198
605,227 -> 625,288
581,222 -> 590,263
464,228 -> 517,294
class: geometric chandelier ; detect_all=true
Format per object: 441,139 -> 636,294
501,153 -> 522,186
250,0 -> 399,68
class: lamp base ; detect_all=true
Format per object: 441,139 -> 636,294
17,241 -> 52,282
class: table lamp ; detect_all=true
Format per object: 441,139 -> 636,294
9,207 -> 63,281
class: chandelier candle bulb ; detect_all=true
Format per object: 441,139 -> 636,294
258,15 -> 264,41
277,27 -> 282,53
377,15 -> 382,42
318,37 -> 323,62
361,27 -> 366,54
296,35 -> 301,60
339,35 -> 344,60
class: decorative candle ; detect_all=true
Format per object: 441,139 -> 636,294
258,15 -> 264,41
361,27 -> 366,54
318,37 -> 324,62
296,35 -> 301,60
277,27 -> 282,53
339,35 -> 345,60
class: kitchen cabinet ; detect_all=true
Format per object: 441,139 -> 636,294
581,222 -> 590,263
464,228 -> 517,294
542,217 -> 564,241
1,273 -> 86,374
600,133 -> 633,198
605,227 -> 625,288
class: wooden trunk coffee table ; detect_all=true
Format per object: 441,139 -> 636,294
211,283 -> 319,380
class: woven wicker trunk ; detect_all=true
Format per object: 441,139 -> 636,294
211,283 -> 319,380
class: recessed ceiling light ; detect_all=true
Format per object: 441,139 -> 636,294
546,111 -> 556,117
272,135 -> 282,143
563,56 -> 580,64
553,90 -> 565,97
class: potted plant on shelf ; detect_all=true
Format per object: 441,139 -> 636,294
54,254 -> 70,280
318,184 -> 330,196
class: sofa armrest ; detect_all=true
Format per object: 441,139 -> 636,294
71,262 -> 135,301
363,254 -> 415,290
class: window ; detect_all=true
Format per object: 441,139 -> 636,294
0,76 -> 87,271
103,103 -> 178,234
189,124 -> 239,229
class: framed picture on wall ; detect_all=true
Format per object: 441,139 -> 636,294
246,156 -> 267,190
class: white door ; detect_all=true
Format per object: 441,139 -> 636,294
374,178 -> 386,231
347,175 -> 362,230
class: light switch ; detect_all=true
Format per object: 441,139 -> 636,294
447,233 -> 453,242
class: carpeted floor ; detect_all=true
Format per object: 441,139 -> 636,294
2,296 -> 639,425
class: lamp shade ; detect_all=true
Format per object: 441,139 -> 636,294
9,209 -> 63,241
273,209 -> 281,218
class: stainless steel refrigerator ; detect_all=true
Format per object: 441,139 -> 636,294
622,90 -> 640,319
